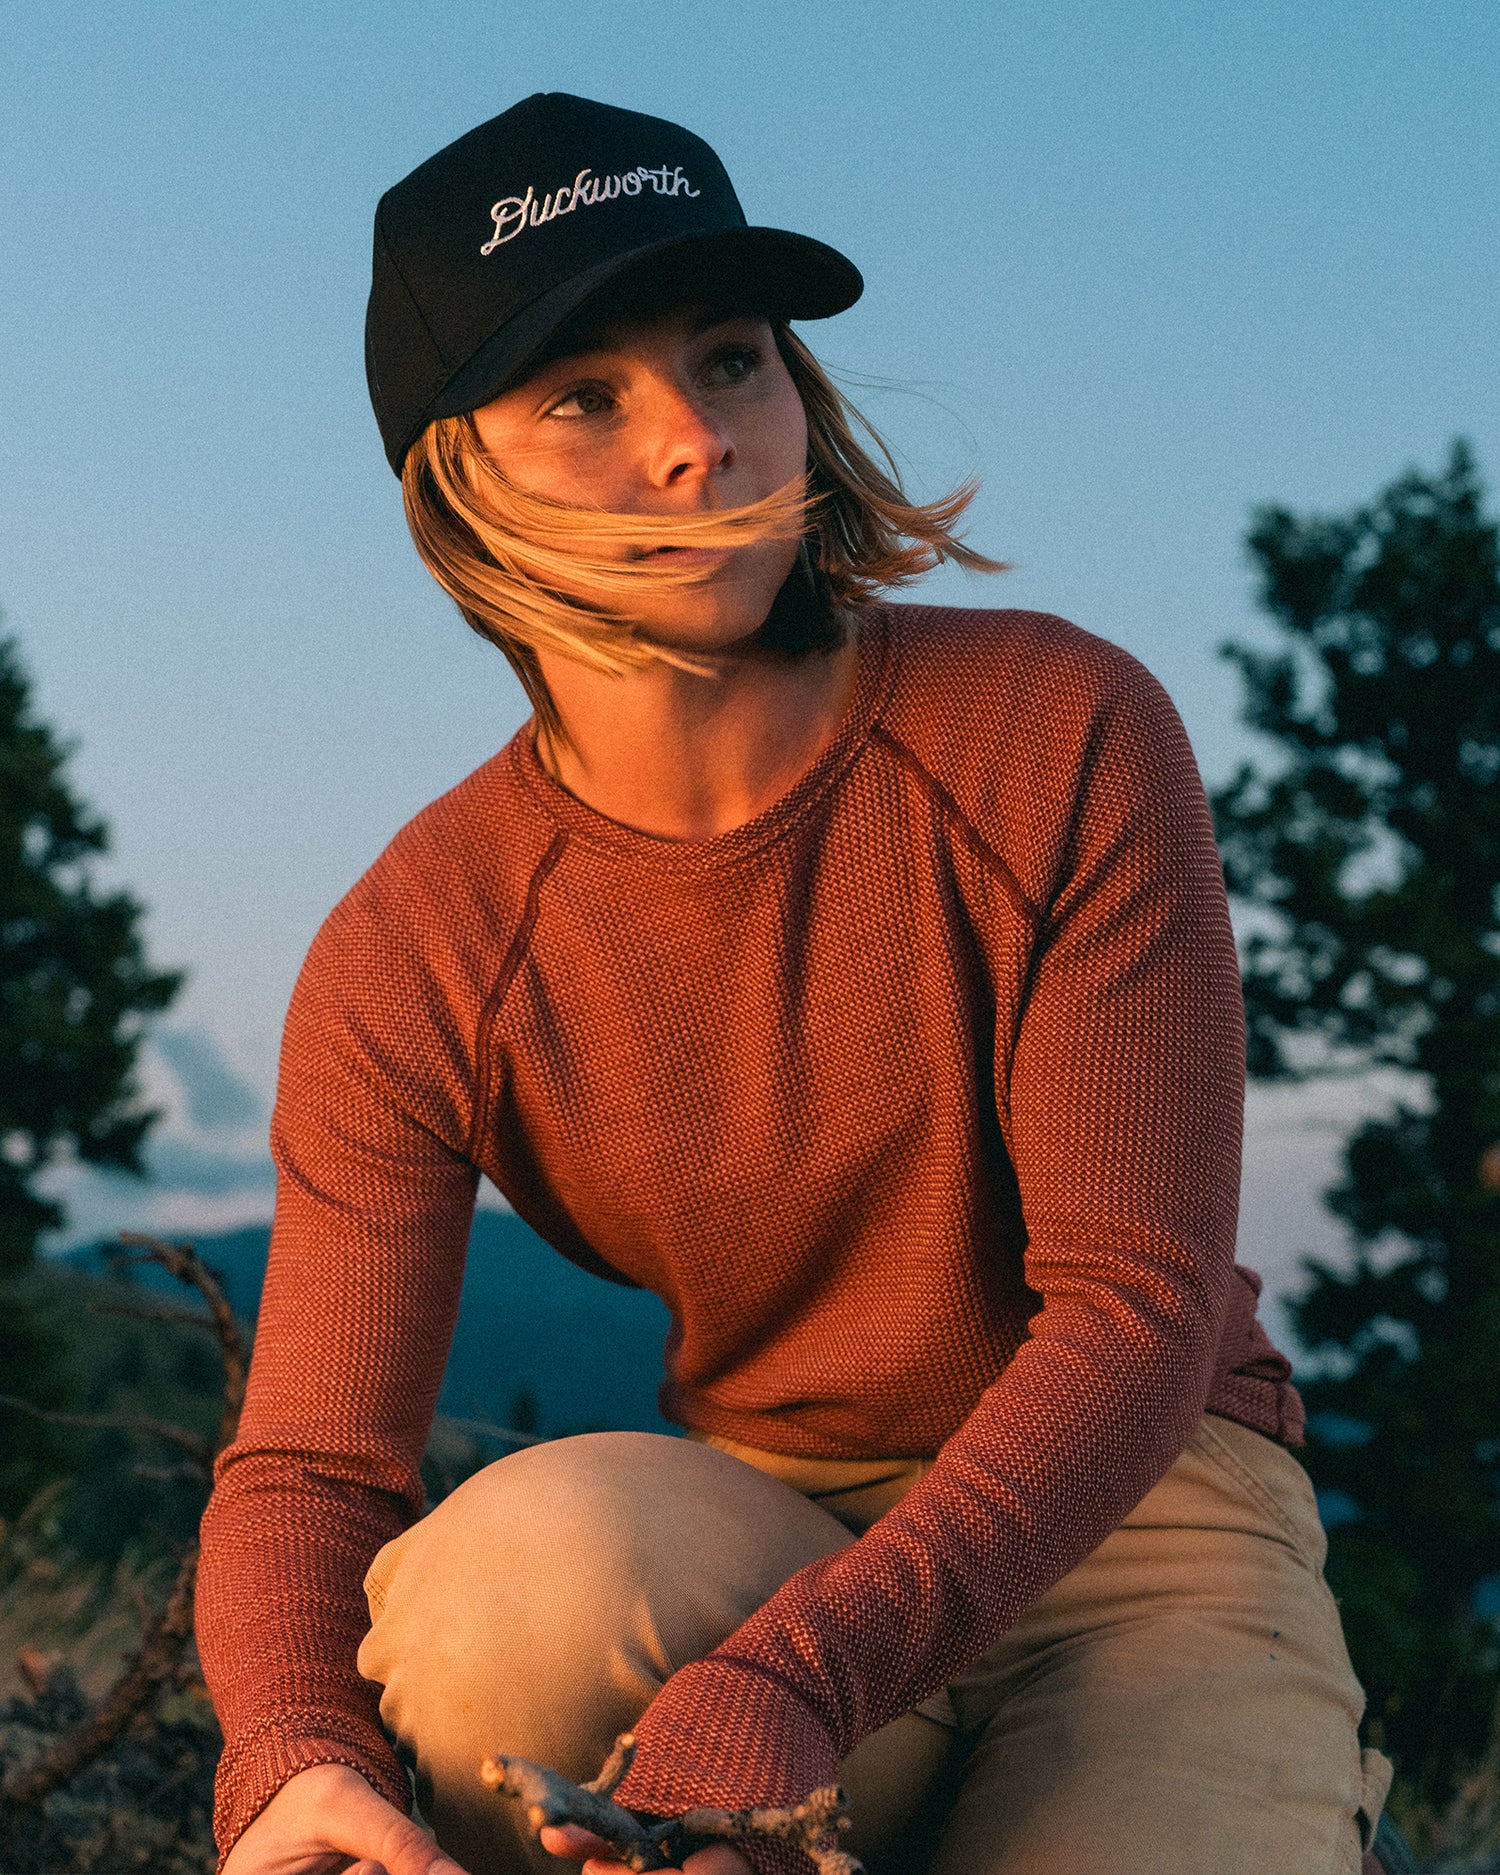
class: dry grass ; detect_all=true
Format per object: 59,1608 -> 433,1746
0,1490 -> 180,1707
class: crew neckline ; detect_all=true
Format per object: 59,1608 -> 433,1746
510,605 -> 895,869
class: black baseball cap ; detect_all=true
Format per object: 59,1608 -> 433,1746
366,92 -> 864,475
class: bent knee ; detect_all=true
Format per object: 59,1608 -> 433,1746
375,1432 -> 847,1608
361,1431 -> 848,1696
357,1430 -> 852,1816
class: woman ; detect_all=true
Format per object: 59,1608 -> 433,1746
199,93 -> 1389,1875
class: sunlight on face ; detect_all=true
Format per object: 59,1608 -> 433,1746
470,304 -> 809,653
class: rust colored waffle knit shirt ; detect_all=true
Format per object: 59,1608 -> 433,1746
197,603 -> 1301,1863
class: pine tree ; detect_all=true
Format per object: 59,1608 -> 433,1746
0,626 -> 180,1508
1212,443 -> 1500,1818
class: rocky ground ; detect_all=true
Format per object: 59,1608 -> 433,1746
0,1656 -> 218,1873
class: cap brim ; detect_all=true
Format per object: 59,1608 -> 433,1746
421,225 -> 861,439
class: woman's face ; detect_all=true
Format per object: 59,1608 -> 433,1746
470,302 -> 809,655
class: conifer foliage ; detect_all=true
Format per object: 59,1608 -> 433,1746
1213,443 -> 1500,1813
0,627 -> 180,1506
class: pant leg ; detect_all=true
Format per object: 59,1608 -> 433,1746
927,1415 -> 1390,1875
356,1430 -> 948,1875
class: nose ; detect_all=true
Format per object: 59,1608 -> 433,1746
639,380 -> 733,490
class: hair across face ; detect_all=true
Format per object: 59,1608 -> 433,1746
466,307 -> 814,663
401,311 -> 1004,743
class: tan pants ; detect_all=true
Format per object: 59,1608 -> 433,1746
358,1414 -> 1391,1874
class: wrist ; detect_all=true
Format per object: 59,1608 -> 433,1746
214,1719 -> 412,1862
617,1654 -> 839,1818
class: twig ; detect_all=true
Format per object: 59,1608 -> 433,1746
115,1234 -> 247,1455
0,1235 -> 244,1814
481,1734 -> 865,1874
87,1297 -> 226,1333
673,1790 -> 863,1873
132,1460 -> 212,1488
584,1732 -> 638,1797
481,1743 -> 660,1870
2,1549 -> 199,1806
0,1395 -> 213,1476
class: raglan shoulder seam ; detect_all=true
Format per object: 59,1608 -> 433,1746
467,829 -> 569,1161
868,722 -> 1041,931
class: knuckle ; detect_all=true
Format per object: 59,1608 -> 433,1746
376,1810 -> 443,1869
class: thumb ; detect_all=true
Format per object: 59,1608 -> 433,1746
367,1806 -> 471,1875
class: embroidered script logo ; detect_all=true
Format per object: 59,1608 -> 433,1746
480,163 -> 702,254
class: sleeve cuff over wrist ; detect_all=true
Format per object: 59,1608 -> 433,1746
616,1654 -> 842,1874
213,1714 -> 411,1867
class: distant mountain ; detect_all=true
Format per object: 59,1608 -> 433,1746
64,1211 -> 673,1438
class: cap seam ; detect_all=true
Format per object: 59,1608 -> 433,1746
374,200 -> 454,377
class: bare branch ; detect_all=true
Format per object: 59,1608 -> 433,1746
584,1731 -> 637,1797
115,1233 -> 247,1455
1,1546 -> 199,1807
0,1394 -> 212,1473
481,1750 -> 662,1870
0,1234 -> 247,1815
673,1789 -> 863,1875
87,1297 -> 222,1333
481,1736 -> 866,1874
131,1460 -> 209,1487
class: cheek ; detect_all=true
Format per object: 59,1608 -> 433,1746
756,383 -> 809,485
473,425 -> 620,507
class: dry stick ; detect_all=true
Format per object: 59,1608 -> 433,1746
481,1750 -> 660,1871
0,1235 -> 246,1812
583,1731 -> 638,1797
1,1550 -> 199,1807
0,1395 -> 213,1475
88,1296 -> 232,1332
672,1791 -> 864,1875
116,1232 -> 248,1456
481,1734 -> 866,1875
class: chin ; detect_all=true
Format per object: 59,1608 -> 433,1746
635,583 -> 792,658
639,548 -> 832,661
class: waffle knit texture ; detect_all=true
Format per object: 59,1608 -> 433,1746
196,604 -> 1300,1866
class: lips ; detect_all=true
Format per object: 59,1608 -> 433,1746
634,544 -> 731,566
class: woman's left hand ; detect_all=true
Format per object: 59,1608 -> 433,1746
540,1821 -> 753,1874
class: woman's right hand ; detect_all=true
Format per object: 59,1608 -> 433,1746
220,1762 -> 469,1875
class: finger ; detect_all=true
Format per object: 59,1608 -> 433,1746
539,1822 -> 614,1859
371,1807 -> 471,1875
681,1848 -> 754,1874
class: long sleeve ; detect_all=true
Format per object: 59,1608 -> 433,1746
196,884 -> 480,1855
614,648 -> 1246,1844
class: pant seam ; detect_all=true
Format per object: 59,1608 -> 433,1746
1195,1415 -> 1320,1570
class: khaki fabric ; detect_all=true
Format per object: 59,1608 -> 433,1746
358,1415 -> 1389,1874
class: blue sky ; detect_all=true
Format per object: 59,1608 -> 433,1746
4,1 -> 1497,1335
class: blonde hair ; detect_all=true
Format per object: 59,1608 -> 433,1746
401,323 -> 1005,744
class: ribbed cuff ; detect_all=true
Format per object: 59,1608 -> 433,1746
213,1717 -> 411,1867
616,1655 -> 841,1874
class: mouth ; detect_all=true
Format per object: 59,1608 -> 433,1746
632,544 -> 733,567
